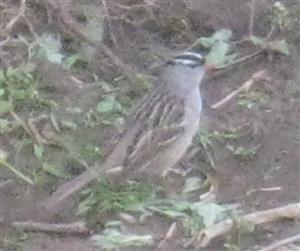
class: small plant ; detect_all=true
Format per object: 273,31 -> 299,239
91,225 -> 154,250
237,90 -> 268,109
227,144 -> 259,159
0,67 -> 38,113
0,66 -> 56,114
77,181 -> 154,216
271,1 -> 293,32
96,95 -> 128,126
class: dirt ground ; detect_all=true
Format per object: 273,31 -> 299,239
1,0 -> 299,251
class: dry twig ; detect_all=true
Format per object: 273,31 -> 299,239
27,119 -> 48,145
101,0 -> 117,46
258,234 -> 300,251
12,221 -> 90,235
216,49 -> 264,71
10,111 -> 33,139
3,0 -> 26,35
246,186 -> 282,196
248,0 -> 256,37
211,70 -> 270,109
188,203 -> 300,249
10,112 -> 49,145
155,222 -> 177,251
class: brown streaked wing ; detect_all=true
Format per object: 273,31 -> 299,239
124,89 -> 185,170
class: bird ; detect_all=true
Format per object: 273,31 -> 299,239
35,51 -> 208,217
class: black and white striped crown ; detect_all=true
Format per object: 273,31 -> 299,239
167,51 -> 205,68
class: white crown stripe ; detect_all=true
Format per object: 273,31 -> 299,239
177,52 -> 203,60
172,58 -> 199,65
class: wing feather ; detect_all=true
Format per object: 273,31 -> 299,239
124,88 -> 186,170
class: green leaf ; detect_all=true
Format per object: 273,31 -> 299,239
61,121 -> 78,130
96,96 -> 116,113
268,40 -> 289,55
205,41 -> 231,67
0,119 -> 13,134
0,99 -> 14,113
249,35 -> 266,46
42,162 -> 71,178
6,67 -> 15,78
78,144 -> 103,162
33,144 -> 44,160
114,116 -> 125,126
197,29 -> 233,48
192,202 -> 227,227
0,89 -> 5,96
91,229 -> 154,250
193,29 -> 235,68
147,200 -> 190,218
77,192 -> 93,216
131,74 -> 153,93
36,33 -> 64,64
66,107 -> 82,114
64,54 -> 81,69
198,36 -> 215,48
182,177 -> 202,194
146,199 -> 229,235
77,182 -> 154,216
213,29 -> 232,41
0,70 -> 6,83
0,149 -> 8,161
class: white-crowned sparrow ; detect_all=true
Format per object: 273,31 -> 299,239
38,51 -> 207,215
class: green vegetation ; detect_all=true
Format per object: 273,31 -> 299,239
1,0 -> 297,250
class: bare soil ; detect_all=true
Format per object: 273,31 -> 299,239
1,0 -> 299,251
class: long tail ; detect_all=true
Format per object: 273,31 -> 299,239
38,170 -> 97,217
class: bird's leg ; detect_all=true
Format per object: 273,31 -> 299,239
198,167 -> 219,201
168,152 -> 219,201
185,145 -> 220,201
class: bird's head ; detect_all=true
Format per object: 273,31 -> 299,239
164,51 -> 207,88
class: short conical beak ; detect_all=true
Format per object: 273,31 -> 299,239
204,64 -> 216,73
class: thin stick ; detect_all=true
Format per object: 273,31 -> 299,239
211,70 -> 269,109
10,111 -> 33,138
101,0 -> 117,46
0,159 -> 34,185
12,221 -> 90,235
188,203 -> 300,248
3,0 -> 26,35
10,112 -> 48,145
248,0 -> 256,37
258,234 -> 300,251
216,49 -> 264,70
155,222 -> 177,251
246,186 -> 282,196
23,17 -> 40,41
27,119 -> 48,145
